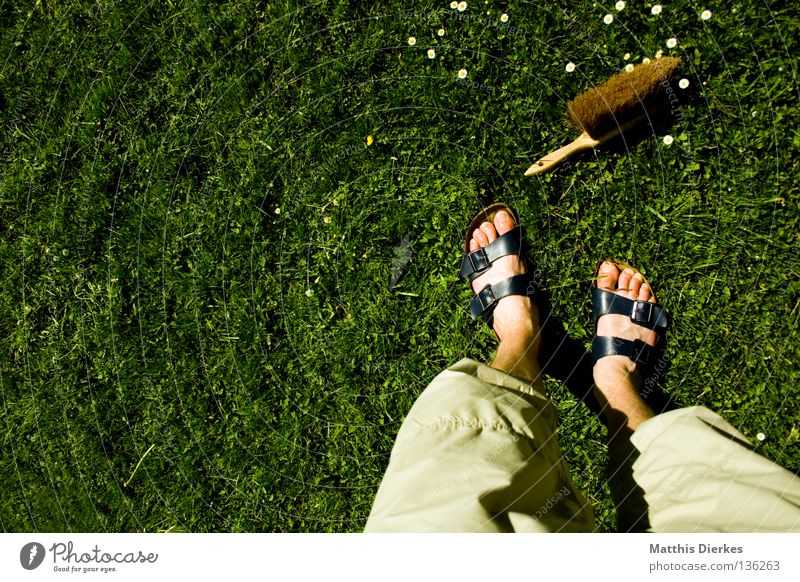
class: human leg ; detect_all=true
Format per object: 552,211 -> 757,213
364,208 -> 593,532
592,260 -> 660,447
592,260 -> 800,531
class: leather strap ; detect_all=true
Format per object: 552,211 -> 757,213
591,336 -> 656,367
591,286 -> 669,332
469,273 -> 535,321
458,226 -> 524,282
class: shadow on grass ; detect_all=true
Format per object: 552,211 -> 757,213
607,440 -> 652,532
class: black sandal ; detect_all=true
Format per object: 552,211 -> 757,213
458,204 -> 537,332
591,260 -> 669,370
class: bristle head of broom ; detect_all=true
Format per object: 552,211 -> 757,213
567,56 -> 682,139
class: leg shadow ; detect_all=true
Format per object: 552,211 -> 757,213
530,263 -> 602,417
607,439 -> 652,532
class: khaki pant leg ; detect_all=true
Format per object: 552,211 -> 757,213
616,406 -> 800,532
364,358 -> 594,532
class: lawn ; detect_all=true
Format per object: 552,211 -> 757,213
1,0 -> 798,532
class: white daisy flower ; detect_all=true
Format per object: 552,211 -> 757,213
500,13 -> 509,23
458,68 -> 468,78
407,36 -> 416,46
437,28 -> 445,37
666,37 -> 678,48
305,288 -> 314,297
450,1 -> 458,8
642,57 -> 651,64
701,9 -> 712,20
275,207 -> 281,215
655,49 -> 663,58
651,5 -> 662,15
603,13 -> 614,24
679,78 -> 690,89
625,63 -> 635,73
615,1 -> 625,11
323,216 -> 331,224
756,432 -> 766,441
623,52 -> 631,60
662,135 -> 674,145
427,48 -> 436,59
565,62 -> 576,73
457,1 -> 467,11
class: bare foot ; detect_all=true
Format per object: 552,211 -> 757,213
468,210 -> 542,384
592,261 -> 658,440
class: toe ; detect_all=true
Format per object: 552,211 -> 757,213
597,260 -> 620,291
618,268 -> 634,298
469,238 -> 478,252
473,228 -> 489,248
639,282 -> 653,302
494,209 -> 516,235
630,272 -> 643,299
479,221 -> 497,243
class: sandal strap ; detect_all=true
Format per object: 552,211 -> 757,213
591,336 -> 656,367
591,286 -> 669,332
469,273 -> 534,321
458,226 -> 524,281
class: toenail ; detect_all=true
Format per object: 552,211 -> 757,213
624,268 -> 634,275
633,272 -> 643,281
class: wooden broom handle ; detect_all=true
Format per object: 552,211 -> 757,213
524,114 -> 652,177
524,132 -> 599,176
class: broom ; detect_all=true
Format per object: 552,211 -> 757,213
524,56 -> 682,177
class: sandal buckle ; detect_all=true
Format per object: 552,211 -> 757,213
631,300 -> 653,324
477,284 -> 495,310
469,248 -> 490,273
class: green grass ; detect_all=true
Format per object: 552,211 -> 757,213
1,0 -> 798,532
